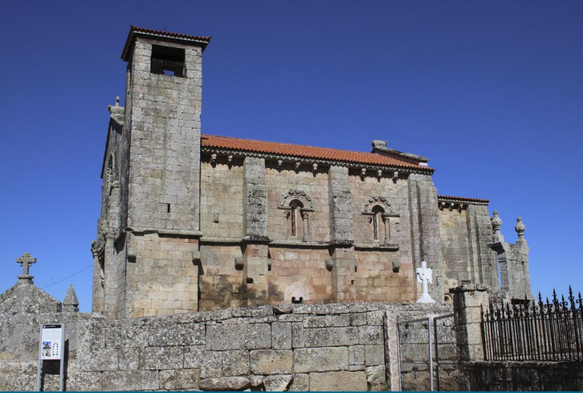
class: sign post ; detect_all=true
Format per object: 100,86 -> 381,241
37,324 -> 65,391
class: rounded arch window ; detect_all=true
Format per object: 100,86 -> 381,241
289,200 -> 304,237
371,205 -> 385,241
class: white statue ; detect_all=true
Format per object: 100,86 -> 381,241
416,260 -> 435,303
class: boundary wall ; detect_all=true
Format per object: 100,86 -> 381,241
0,302 -> 454,391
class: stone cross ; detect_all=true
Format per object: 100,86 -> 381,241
416,260 -> 435,303
17,252 -> 36,281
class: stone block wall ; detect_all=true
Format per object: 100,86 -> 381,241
126,38 -> 202,233
0,302 -> 454,391
461,361 -> 583,391
397,315 -> 458,391
438,200 -> 498,294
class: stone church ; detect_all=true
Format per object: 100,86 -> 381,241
91,26 -> 532,319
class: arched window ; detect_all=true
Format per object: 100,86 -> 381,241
289,200 -> 303,237
279,189 -> 314,242
372,205 -> 385,241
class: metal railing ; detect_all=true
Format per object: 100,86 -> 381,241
482,287 -> 583,361
151,58 -> 185,77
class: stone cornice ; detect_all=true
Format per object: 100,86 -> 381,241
201,147 -> 434,175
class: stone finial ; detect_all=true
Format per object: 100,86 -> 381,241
492,210 -> 504,243
515,217 -> 525,241
115,96 -> 120,106
16,252 -> 36,283
371,140 -> 387,149
63,284 -> 79,312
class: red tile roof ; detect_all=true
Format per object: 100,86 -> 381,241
438,195 -> 489,204
201,134 -> 432,171
122,26 -> 211,60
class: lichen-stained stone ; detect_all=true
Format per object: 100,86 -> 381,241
105,318 -> 149,348
272,322 -> 292,349
349,345 -> 365,365
206,323 -> 271,350
147,321 -> 205,346
365,365 -> 387,391
0,361 -> 36,391
294,347 -> 348,373
159,369 -> 201,390
302,315 -> 350,328
183,345 -> 206,369
289,373 -> 309,391
365,344 -> 385,366
250,350 -> 293,375
118,347 -> 140,370
222,350 -> 250,376
263,374 -> 293,391
198,376 -> 251,391
350,313 -> 367,326
293,325 -> 359,348
78,347 -> 119,372
67,371 -> 103,391
358,325 -> 383,345
309,371 -> 367,391
101,370 -> 159,391
139,346 -> 183,370
366,311 -> 385,326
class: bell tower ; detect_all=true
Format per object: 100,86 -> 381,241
122,26 -> 209,232
96,27 -> 210,318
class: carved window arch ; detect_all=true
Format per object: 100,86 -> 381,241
362,196 -> 398,243
279,189 -> 314,241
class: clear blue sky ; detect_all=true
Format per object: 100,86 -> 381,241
1,1 -> 581,312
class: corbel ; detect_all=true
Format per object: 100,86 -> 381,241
392,171 -> 399,184
360,168 -> 367,181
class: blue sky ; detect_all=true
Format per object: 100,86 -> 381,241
1,1 -> 581,311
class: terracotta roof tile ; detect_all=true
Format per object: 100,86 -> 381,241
201,134 -> 432,171
122,26 -> 211,60
438,195 -> 489,204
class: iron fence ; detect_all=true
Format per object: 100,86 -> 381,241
482,287 -> 583,361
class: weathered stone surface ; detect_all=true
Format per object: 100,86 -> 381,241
263,374 -> 293,391
198,376 -> 250,391
147,321 -> 205,346
0,282 -> 62,314
289,373 -> 309,391
365,344 -> 385,366
159,369 -> 200,390
366,365 -> 387,391
250,350 -> 293,375
272,322 -> 292,349
206,323 -> 271,350
358,325 -> 383,345
349,345 -> 365,365
140,346 -> 183,370
67,371 -> 103,391
293,325 -> 359,348
309,371 -> 368,391
303,315 -> 350,328
294,347 -> 348,373
79,347 -> 119,372
101,370 -> 159,391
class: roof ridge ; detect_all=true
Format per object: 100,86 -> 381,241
202,133 -> 374,155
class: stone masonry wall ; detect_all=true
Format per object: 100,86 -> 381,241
0,302 -> 453,392
461,361 -> 583,391
438,203 -> 498,294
